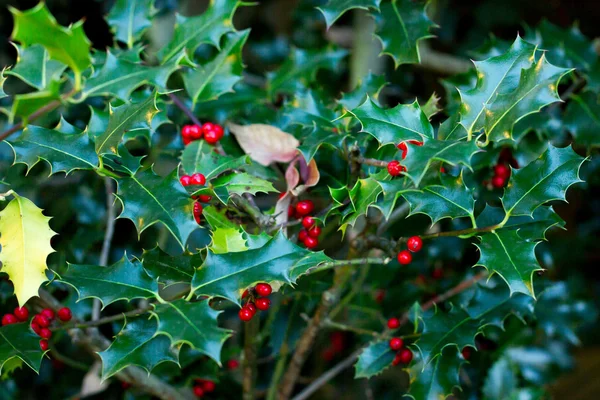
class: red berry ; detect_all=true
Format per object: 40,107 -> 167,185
198,195 -> 212,203
255,297 -> 271,311
41,308 -> 55,320
202,380 -> 216,393
39,339 -> 49,351
204,129 -> 220,144
183,136 -> 192,146
40,328 -> 52,339
392,353 -> 402,366
227,359 -> 240,370
2,314 -> 18,326
191,173 -> 206,185
398,348 -> 413,364
375,289 -> 386,304
181,125 -> 194,139
193,385 -> 205,397
431,268 -> 443,280
180,175 -> 192,186
387,317 -> 400,329
298,229 -> 308,241
13,307 -> 29,321
397,142 -> 408,159
494,163 -> 510,179
387,160 -> 404,177
31,322 -> 41,334
57,307 -> 72,322
330,332 -> 345,352
462,347 -> 473,360
303,236 -> 318,249
407,236 -> 423,252
397,250 -> 412,265
238,307 -> 253,322
288,205 -> 295,218
34,314 -> 51,328
246,302 -> 257,315
189,125 -> 203,140
212,124 -> 224,139
295,200 -> 314,216
193,202 -> 203,224
201,122 -> 215,135
389,337 -> 404,351
255,283 -> 272,297
242,289 -> 250,299
308,225 -> 321,238
322,348 -> 335,362
302,216 -> 315,229
491,175 -> 506,189
122,382 -> 132,390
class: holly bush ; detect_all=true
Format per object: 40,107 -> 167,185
0,0 -> 598,399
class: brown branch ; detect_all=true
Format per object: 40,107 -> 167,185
231,193 -> 274,228
168,92 -> 202,126
352,156 -> 388,168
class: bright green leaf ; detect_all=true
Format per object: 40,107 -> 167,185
354,341 -> 395,379
317,0 -> 381,28
7,44 -> 66,90
108,0 -> 153,48
0,323 -> 46,375
181,140 -> 250,180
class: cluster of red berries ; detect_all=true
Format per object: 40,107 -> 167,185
193,378 -> 216,398
227,358 -> 240,370
387,140 -> 423,177
397,236 -> 423,265
2,306 -> 72,350
322,331 -> 346,362
386,318 -> 414,366
238,283 -> 272,322
490,162 -> 511,189
179,173 -> 212,224
298,216 -> 322,249
181,122 -> 224,146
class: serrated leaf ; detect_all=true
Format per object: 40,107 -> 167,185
115,168 -> 198,250
476,205 -> 564,241
317,0 -> 381,28
211,227 -> 248,254
95,95 -> 158,155
501,145 -> 585,218
375,0 -> 436,68
284,91 -> 337,129
202,206 -> 237,230
181,140 -> 249,180
0,193 -> 55,306
141,247 -> 198,287
158,0 -> 241,63
338,72 -> 387,111
340,176 -> 383,231
108,0 -> 153,48
297,125 -> 346,162
193,81 -> 269,121
402,174 -> 475,224
10,80 -> 61,122
211,172 -> 277,198
191,232 -> 331,305
7,121 -> 98,175
184,30 -> 249,105
7,44 -> 66,90
475,231 -> 540,297
99,317 -> 179,379
59,257 -> 159,308
0,323 -> 46,374
82,51 -> 180,100
10,3 -> 91,80
564,91 -> 600,147
350,97 -> 433,146
375,177 -> 415,219
407,349 -> 461,400
403,139 -> 480,187
152,300 -> 231,364
354,341 -> 395,379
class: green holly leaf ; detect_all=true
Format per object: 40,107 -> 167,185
82,51 -> 181,100
338,72 -> 387,111
191,232 -> 331,305
340,176 -> 384,232
152,299 -> 231,364
375,177 -> 415,219
140,247 -> 199,287
10,3 -> 91,85
108,0 -> 153,48
403,139 -> 480,187
482,357 -> 518,400
99,317 -> 179,379
297,125 -> 346,162
374,0 -> 436,68
564,91 -> 600,147
407,349 -> 461,400
0,69 -> 7,99
102,145 -> 144,175
502,145 -> 585,218
181,140 -> 250,180
268,47 -> 347,94
95,94 -> 158,155
202,206 -> 237,230
115,168 -> 198,250
158,0 -> 242,63
7,120 -> 98,175
475,230 -> 541,297
476,205 -> 564,241
58,256 -> 159,307
284,91 -> 337,129
354,341 -> 395,379
184,30 -> 249,105
10,80 -> 60,121
209,172 -> 278,199
350,97 -> 433,146
401,174 -> 476,224
6,44 -> 66,90
193,82 -> 269,121
211,227 -> 248,254
0,323 -> 46,374
317,0 -> 381,28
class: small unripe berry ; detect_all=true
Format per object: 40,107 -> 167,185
255,283 -> 272,297
491,175 -> 506,188
397,250 -> 412,265
387,160 -> 403,177
387,317 -> 400,329
398,348 -> 413,364
180,175 -> 192,186
204,129 -> 220,144
302,216 -> 315,229
40,328 -> 52,339
238,307 -> 253,322
39,339 -> 49,351
308,225 -> 321,238
41,308 -> 55,320
298,230 -> 308,241
202,380 -> 216,393
190,173 -> 206,185
303,236 -> 318,249
295,200 -> 314,216
494,163 -> 510,178
407,236 -> 423,252
255,297 -> 271,311
34,314 -> 51,328
57,307 -> 72,322
193,385 -> 205,397
389,337 -> 404,350
13,307 -> 29,321
227,359 -> 240,370
2,314 -> 18,326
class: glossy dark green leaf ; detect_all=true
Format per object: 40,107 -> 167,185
10,81 -> 60,121
181,140 -> 250,180
0,323 -> 46,374
202,206 -> 238,230
338,72 -> 387,111
374,176 -> 415,219
564,91 -> 600,147
284,91 -> 337,129
210,172 -> 278,198
297,125 -> 346,162
141,247 -> 199,287
6,44 -> 66,90
340,176 -> 383,232
482,357 -> 518,400
317,0 -> 381,28
407,349 -> 461,400
108,0 -> 153,48
354,340 -> 395,379
476,205 -> 564,241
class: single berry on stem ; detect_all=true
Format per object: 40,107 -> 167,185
202,122 -> 214,134
407,236 -> 423,252
397,250 -> 412,265
304,236 -> 318,249
255,283 -> 272,297
295,200 -> 314,216
39,339 -> 49,351
180,175 -> 192,186
227,359 -> 240,370
387,160 -> 403,177
462,347 -> 473,360
40,328 -> 52,340
308,225 -> 321,238
302,216 -> 315,229
57,307 -> 72,322
491,175 -> 506,189
2,314 -> 18,326
41,308 -> 55,320
191,173 -> 206,185
238,307 -> 253,322
389,337 -> 404,351
494,163 -> 510,178
387,317 -> 400,329
398,348 -> 413,364
255,297 -> 271,311
14,307 -> 29,321
193,385 -> 204,397
298,230 -> 308,242
202,380 -> 216,393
